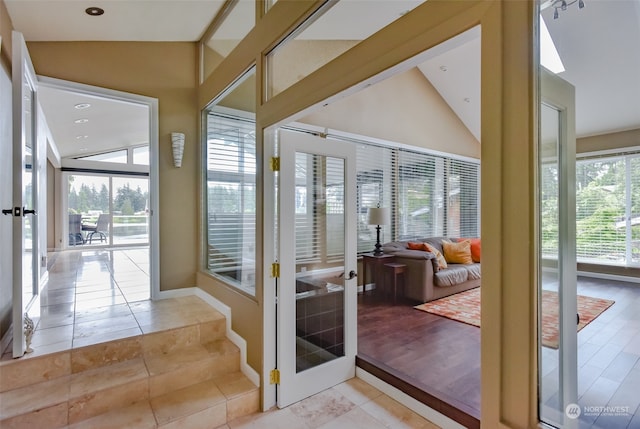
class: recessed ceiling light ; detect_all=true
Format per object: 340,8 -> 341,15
74,103 -> 91,110
74,118 -> 89,124
76,135 -> 89,140
85,7 -> 104,16
440,66 -> 448,72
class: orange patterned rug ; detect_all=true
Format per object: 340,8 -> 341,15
414,287 -> 615,348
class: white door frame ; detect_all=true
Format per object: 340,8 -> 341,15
275,129 -> 358,407
12,31 -> 40,358
539,69 -> 577,428
36,76 -> 161,300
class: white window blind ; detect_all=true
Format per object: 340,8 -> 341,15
355,141 -> 480,253
632,156 -> 640,264
576,155 -> 638,265
205,111 -> 256,294
294,153 -> 346,264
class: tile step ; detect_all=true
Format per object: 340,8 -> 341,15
0,321 -> 256,427
66,373 -> 259,429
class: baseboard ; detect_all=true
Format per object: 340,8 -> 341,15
356,368 -> 466,429
155,287 -> 260,387
194,288 -> 261,386
577,270 -> 640,284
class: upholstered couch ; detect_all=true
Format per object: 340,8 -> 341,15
381,237 -> 481,303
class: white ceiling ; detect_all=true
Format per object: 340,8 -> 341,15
5,0 -> 639,159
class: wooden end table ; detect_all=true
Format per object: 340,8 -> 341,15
361,253 -> 395,296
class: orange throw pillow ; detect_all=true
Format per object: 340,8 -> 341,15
459,237 -> 481,262
442,240 -> 473,264
424,243 -> 448,270
407,241 -> 427,251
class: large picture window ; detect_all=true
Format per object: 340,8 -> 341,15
355,140 -> 480,254
575,153 -> 640,265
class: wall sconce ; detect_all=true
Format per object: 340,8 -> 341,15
171,132 -> 185,167
367,206 -> 390,256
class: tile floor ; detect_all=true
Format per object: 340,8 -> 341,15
2,248 -> 152,360
222,377 -> 440,429
2,248 -> 442,428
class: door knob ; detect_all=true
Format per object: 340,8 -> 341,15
347,270 -> 357,280
23,209 -> 36,216
2,209 -> 12,216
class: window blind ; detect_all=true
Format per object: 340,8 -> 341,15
355,141 -> 480,253
205,111 -> 256,293
576,157 -> 627,263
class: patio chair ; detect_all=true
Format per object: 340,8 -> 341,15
85,213 -> 110,244
68,214 -> 85,246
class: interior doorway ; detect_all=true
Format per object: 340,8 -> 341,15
36,76 -> 159,300
264,24 -> 482,428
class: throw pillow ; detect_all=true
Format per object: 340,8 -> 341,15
442,240 -> 473,264
424,243 -> 448,270
407,241 -> 428,251
459,237 -> 481,262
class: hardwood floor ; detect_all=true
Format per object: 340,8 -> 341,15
357,276 -> 640,429
357,291 -> 480,428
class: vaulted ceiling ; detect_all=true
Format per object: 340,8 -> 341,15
5,0 -> 639,158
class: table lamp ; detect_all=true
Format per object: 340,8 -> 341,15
367,206 -> 390,256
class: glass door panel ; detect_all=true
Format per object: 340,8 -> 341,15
539,69 -> 578,428
67,174 -> 110,247
278,129 -> 357,407
112,177 -> 149,245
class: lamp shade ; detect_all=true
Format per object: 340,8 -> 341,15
367,207 -> 390,225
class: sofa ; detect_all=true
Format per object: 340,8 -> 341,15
381,237 -> 481,303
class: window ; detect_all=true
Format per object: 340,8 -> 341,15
266,1 -> 425,99
201,1 -> 255,83
77,149 -> 128,164
354,139 -> 480,254
575,153 -> 640,265
205,110 -> 256,295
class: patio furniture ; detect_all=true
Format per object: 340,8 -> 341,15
84,214 -> 110,244
68,214 -> 85,246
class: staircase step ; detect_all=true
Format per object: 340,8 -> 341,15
212,371 -> 260,421
145,339 -> 240,398
68,357 -> 149,424
0,376 -> 70,428
67,401 -> 157,429
151,379 -> 228,427
0,299 -> 257,428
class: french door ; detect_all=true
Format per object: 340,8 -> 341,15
10,31 -> 40,358
277,129 -> 357,407
538,69 -> 578,427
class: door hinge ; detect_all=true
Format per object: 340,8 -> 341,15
271,263 -> 280,278
270,369 -> 280,385
270,157 -> 280,172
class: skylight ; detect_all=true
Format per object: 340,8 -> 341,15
540,16 -> 565,73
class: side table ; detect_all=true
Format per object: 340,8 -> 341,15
361,253 -> 395,296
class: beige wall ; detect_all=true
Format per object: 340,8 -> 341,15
27,41 -> 199,291
0,0 -> 12,63
300,67 -> 480,158
577,128 -> 640,154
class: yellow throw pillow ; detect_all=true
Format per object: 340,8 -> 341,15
424,243 -> 448,270
442,240 -> 473,264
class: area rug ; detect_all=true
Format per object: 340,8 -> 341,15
414,288 -> 615,349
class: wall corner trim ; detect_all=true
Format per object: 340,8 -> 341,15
156,287 -> 261,387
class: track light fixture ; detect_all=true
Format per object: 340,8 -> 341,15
551,0 -> 584,19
